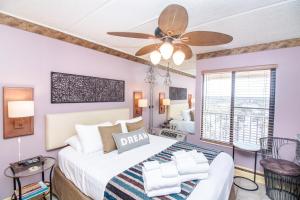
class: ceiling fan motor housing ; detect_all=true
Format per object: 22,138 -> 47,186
154,27 -> 166,38
154,27 -> 180,40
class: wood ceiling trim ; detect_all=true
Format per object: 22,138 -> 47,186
0,12 -> 195,78
197,38 -> 300,60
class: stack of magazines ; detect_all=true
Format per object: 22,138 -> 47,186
14,181 -> 48,200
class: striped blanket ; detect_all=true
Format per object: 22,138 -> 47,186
104,141 -> 221,200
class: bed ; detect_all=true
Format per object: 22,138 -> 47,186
168,103 -> 195,134
46,108 -> 234,200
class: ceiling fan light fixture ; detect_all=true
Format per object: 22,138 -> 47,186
150,50 -> 161,65
172,50 -> 185,65
159,41 -> 174,60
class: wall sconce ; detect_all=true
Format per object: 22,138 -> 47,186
159,92 -> 165,114
188,94 -> 192,109
162,98 -> 170,121
3,87 -> 34,139
8,101 -> 34,129
133,91 -> 146,117
3,87 -> 34,162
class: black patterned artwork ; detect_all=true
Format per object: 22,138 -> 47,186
51,72 -> 125,103
169,87 -> 187,100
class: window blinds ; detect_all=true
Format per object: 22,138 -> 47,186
201,68 -> 276,145
201,72 -> 232,143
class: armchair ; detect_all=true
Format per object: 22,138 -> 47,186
260,137 -> 300,200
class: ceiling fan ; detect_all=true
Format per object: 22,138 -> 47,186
107,4 -> 233,66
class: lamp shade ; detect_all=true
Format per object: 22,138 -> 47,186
172,50 -> 185,66
8,101 -> 34,118
159,41 -> 174,60
150,50 -> 161,65
138,99 -> 148,108
162,98 -> 170,106
191,98 -> 195,103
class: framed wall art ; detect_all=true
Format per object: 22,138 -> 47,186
169,86 -> 187,100
51,72 -> 125,103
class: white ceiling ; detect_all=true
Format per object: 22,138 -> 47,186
1,0 -> 300,75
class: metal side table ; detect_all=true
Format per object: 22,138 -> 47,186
4,156 -> 56,200
232,141 -> 259,191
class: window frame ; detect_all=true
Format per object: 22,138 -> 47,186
200,65 -> 277,146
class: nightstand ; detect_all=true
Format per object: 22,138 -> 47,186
4,156 -> 56,200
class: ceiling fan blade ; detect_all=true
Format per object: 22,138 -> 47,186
135,43 -> 161,56
107,32 -> 156,39
174,43 -> 193,60
181,31 -> 233,46
158,4 -> 188,36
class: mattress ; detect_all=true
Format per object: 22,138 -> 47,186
58,135 -> 234,200
170,119 -> 195,134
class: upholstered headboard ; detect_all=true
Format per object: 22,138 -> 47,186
45,108 -> 130,151
168,103 -> 189,120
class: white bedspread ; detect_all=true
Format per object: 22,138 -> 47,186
170,119 -> 195,134
58,135 -> 233,200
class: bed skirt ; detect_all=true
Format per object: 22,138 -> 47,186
52,166 -> 92,200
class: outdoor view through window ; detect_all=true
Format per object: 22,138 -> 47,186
201,69 -> 276,145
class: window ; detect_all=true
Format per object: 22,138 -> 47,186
201,68 -> 276,145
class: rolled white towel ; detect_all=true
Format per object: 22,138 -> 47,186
142,167 -> 180,191
143,161 -> 160,171
173,150 -> 187,160
189,150 -> 208,164
146,186 -> 181,197
180,173 -> 209,182
160,161 -> 178,178
172,156 -> 210,175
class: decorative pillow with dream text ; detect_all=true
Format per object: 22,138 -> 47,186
112,128 -> 150,154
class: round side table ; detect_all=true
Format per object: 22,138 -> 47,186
232,142 -> 260,191
4,156 -> 56,200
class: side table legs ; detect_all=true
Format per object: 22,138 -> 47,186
233,146 -> 259,191
16,178 -> 22,200
254,151 -> 257,183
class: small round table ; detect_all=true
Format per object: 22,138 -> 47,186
232,141 -> 260,191
4,156 -> 56,200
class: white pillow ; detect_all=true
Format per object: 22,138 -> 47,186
64,135 -> 82,152
115,116 -> 143,133
76,122 -> 112,154
181,109 -> 191,121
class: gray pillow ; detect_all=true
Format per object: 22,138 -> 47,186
112,128 -> 150,153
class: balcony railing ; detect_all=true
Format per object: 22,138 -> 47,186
202,111 -> 269,144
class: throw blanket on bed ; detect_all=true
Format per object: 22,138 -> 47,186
104,141 -> 221,200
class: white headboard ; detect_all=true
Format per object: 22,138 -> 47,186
45,108 -> 130,151
168,103 -> 189,120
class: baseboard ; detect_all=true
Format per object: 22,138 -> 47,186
235,165 -> 265,185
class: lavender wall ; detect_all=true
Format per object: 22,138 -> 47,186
188,46 -> 300,172
0,25 -> 195,198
